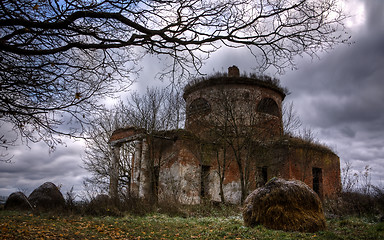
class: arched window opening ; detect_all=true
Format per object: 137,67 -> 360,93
187,98 -> 211,116
257,98 -> 279,117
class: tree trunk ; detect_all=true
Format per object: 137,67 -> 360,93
219,176 -> 225,203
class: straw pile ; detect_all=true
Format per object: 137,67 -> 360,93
242,178 -> 326,232
28,182 -> 65,211
4,192 -> 32,210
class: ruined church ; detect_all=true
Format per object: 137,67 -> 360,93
109,66 -> 341,204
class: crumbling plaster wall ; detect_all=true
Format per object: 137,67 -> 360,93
158,160 -> 201,204
155,139 -> 202,204
155,137 -> 246,205
287,147 -> 341,198
116,125 -> 340,204
185,83 -> 284,138
204,162 -> 242,204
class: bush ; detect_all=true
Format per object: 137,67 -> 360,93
324,190 -> 382,218
373,186 -> 384,213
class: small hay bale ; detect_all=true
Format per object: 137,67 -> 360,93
28,182 -> 65,211
4,192 -> 32,211
243,177 -> 326,232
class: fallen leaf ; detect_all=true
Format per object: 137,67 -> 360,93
75,92 -> 81,99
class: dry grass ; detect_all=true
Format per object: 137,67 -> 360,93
1,210 -> 383,239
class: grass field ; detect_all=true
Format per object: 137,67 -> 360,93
1,210 -> 383,239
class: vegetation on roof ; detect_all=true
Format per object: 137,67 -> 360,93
183,71 -> 289,99
152,128 -> 336,156
272,135 -> 336,155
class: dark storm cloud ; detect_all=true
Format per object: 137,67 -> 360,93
365,0 -> 384,30
285,1 -> 384,123
280,0 -> 384,185
0,141 -> 89,196
339,126 -> 356,138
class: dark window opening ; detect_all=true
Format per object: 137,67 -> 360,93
257,98 -> 279,117
187,98 -> 211,117
256,166 -> 268,186
312,167 -> 322,196
201,165 -> 210,198
153,166 -> 160,197
262,166 -> 268,184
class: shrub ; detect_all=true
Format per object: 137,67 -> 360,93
324,190 -> 382,218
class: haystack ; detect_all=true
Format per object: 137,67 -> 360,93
28,182 -> 65,211
4,192 -> 32,210
243,178 -> 326,232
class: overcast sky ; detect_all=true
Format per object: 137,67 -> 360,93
1,0 -> 383,198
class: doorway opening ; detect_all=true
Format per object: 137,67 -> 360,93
261,166 -> 268,184
201,165 -> 211,198
312,167 -> 323,197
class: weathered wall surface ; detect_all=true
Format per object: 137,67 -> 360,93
158,161 -> 201,204
184,78 -> 285,139
155,137 -> 202,204
118,127 -> 341,204
129,135 -> 341,204
206,158 -> 242,204
223,181 -> 242,204
286,146 -> 341,198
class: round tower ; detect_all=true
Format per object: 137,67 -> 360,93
183,66 -> 286,140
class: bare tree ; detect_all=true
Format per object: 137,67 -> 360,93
207,89 -> 280,203
124,87 -> 185,202
1,0 -> 348,153
83,86 -> 184,200
82,106 -> 134,198
282,101 -> 302,136
125,87 -> 185,132
341,160 -> 374,194
210,121 -> 231,203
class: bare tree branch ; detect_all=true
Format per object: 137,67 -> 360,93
0,0 -> 348,154
83,86 -> 184,196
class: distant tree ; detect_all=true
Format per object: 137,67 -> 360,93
341,161 -> 374,194
125,87 -> 185,132
0,0 -> 348,155
282,101 -> 302,136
